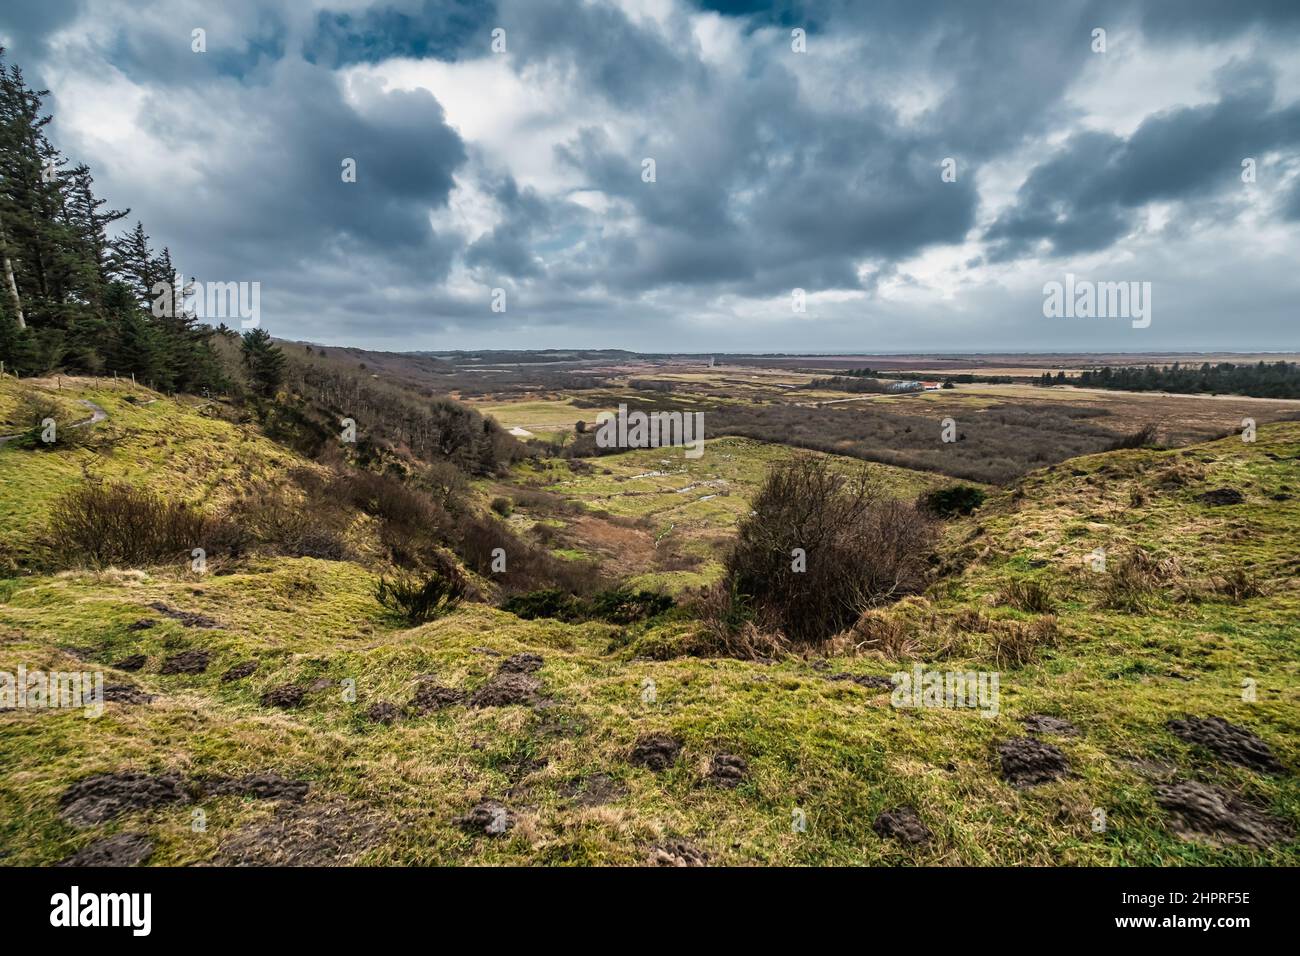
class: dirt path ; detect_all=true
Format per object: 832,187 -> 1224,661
0,398 -> 108,446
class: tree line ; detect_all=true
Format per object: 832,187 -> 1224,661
1042,361 -> 1300,399
0,48 -> 224,391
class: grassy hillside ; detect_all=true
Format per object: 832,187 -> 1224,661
0,379 -> 1295,865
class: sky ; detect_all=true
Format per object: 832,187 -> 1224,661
2,0 -> 1298,353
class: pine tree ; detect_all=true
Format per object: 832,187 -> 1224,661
241,328 -> 286,397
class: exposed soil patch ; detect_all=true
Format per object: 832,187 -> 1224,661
221,661 -> 258,683
647,839 -> 708,866
59,772 -> 190,828
1167,716 -> 1283,774
159,649 -> 210,675
873,806 -> 933,845
706,753 -> 748,789
125,619 -> 155,632
148,601 -> 219,628
112,654 -> 147,672
499,652 -> 544,674
411,680 -> 466,713
1023,714 -> 1079,737
560,773 -> 627,807
629,733 -> 683,772
826,672 -> 896,691
58,832 -> 153,867
103,683 -> 155,705
261,684 -> 306,709
212,802 -> 386,865
470,672 -> 541,708
1155,780 -> 1291,849
998,737 -> 1069,788
455,800 -> 515,837
201,773 -> 309,803
366,702 -> 401,724
1198,487 -> 1245,506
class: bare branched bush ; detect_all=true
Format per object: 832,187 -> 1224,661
721,456 -> 936,645
49,482 -> 233,568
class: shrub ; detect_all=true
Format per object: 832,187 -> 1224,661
1106,423 -> 1159,450
722,456 -> 936,645
374,563 -> 468,624
500,588 -> 586,622
501,585 -> 673,624
920,484 -> 986,518
987,615 -> 1060,667
49,482 -> 231,568
230,481 -> 348,560
1205,567 -> 1266,602
998,577 -> 1057,614
588,587 -> 674,624
1097,551 -> 1179,612
490,496 -> 512,517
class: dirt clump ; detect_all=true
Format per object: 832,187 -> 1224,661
998,737 -> 1069,788
221,661 -> 258,682
647,839 -> 708,866
1167,716 -> 1283,774
706,753 -> 748,788
455,800 -> 515,836
630,733 -> 683,772
1198,488 -> 1244,506
112,654 -> 148,672
873,806 -> 933,845
1155,780 -> 1290,849
59,772 -> 190,828
366,702 -> 401,724
1023,714 -> 1079,737
148,601 -> 220,628
212,802 -> 386,865
261,684 -> 307,709
469,672 -> 541,708
202,773 -> 309,802
102,683 -> 155,705
411,680 -> 466,712
58,833 -> 154,867
499,653 -> 544,674
826,672 -> 896,691
159,649 -> 210,675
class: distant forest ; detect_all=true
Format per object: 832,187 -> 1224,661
0,48 -> 225,390
1044,362 -> 1300,399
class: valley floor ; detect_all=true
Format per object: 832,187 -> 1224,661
0,378 -> 1296,865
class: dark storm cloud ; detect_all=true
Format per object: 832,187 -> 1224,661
304,0 -> 495,67
0,0 -> 84,61
464,174 -> 555,279
5,0 -> 1298,350
985,63 -> 1300,261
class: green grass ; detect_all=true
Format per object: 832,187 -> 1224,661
0,379 -> 1296,866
